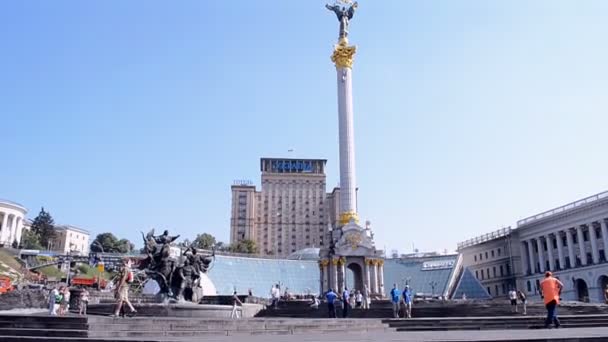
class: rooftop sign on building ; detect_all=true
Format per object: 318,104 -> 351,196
260,158 -> 326,175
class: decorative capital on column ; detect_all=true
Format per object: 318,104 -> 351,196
331,39 -> 357,69
339,210 -> 359,226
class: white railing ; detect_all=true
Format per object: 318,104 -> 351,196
457,227 -> 511,250
517,190 -> 608,227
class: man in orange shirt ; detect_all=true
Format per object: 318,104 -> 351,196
539,271 -> 563,329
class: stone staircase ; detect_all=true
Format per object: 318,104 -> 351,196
257,299 -> 608,318
87,316 -> 388,339
1,312 -> 608,341
0,315 -> 388,341
384,314 -> 608,331
0,315 -> 89,338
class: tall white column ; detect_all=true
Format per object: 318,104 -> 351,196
340,263 -> 346,291
520,242 -> 529,275
536,238 -> 546,273
370,262 -> 378,293
527,240 -> 536,274
546,234 -> 555,271
566,229 -> 576,268
1,213 -> 8,244
378,264 -> 385,296
556,231 -> 566,270
589,222 -> 600,264
332,40 -> 358,226
365,261 -> 371,293
322,264 -> 329,293
577,225 -> 588,266
601,219 -> 608,261
332,263 -> 338,291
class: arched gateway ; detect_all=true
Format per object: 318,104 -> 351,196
319,221 -> 385,297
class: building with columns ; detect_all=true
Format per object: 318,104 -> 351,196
517,191 -> 608,303
0,199 -> 27,247
458,190 -> 608,303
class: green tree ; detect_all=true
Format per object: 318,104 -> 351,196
231,239 -> 258,254
116,239 -> 134,253
30,208 -> 55,249
191,233 -> 216,250
90,233 -> 134,253
20,229 -> 43,249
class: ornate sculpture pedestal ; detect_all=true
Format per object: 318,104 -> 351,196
319,220 -> 385,298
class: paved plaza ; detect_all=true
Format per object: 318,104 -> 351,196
5,327 -> 605,342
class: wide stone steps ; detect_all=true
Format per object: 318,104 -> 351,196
384,314 -> 608,331
87,317 -> 389,338
258,300 -> 608,318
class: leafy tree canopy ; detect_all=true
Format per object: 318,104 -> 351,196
90,233 -> 134,253
30,207 -> 55,248
230,239 -> 258,254
191,233 -> 216,250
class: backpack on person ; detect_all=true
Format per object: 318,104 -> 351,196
126,269 -> 134,283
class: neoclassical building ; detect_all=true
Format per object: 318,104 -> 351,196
518,191 -> 608,303
459,190 -> 608,303
0,199 -> 27,246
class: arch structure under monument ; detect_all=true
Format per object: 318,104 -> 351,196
318,221 -> 385,298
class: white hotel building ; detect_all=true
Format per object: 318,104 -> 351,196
459,190 -> 608,303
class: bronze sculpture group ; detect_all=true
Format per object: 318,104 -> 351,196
140,229 -> 213,302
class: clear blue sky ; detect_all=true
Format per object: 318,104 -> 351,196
2,1 -> 608,254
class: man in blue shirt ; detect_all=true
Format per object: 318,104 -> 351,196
342,287 -> 350,318
402,285 -> 413,318
390,283 -> 401,318
325,288 -> 338,318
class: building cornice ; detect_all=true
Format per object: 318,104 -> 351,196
0,199 -> 28,214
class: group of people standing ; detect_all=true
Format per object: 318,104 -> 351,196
508,288 -> 528,315
390,284 -> 413,318
324,286 -> 370,318
48,285 -> 71,316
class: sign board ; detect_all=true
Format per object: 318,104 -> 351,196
421,260 -> 455,271
271,160 -> 313,173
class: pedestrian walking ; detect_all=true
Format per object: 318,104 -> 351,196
325,288 -> 338,318
539,271 -> 563,329
342,287 -> 350,318
402,285 -> 413,318
355,290 -> 363,308
48,286 -> 59,316
390,284 -> 400,318
363,285 -> 371,309
604,285 -> 608,304
517,290 -> 527,315
111,259 -> 137,318
509,288 -> 518,313
79,287 -> 90,316
60,287 -> 70,316
270,284 -> 280,309
231,291 -> 243,319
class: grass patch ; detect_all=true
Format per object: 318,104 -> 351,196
0,249 -> 24,271
74,263 -> 111,280
37,266 -> 65,279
